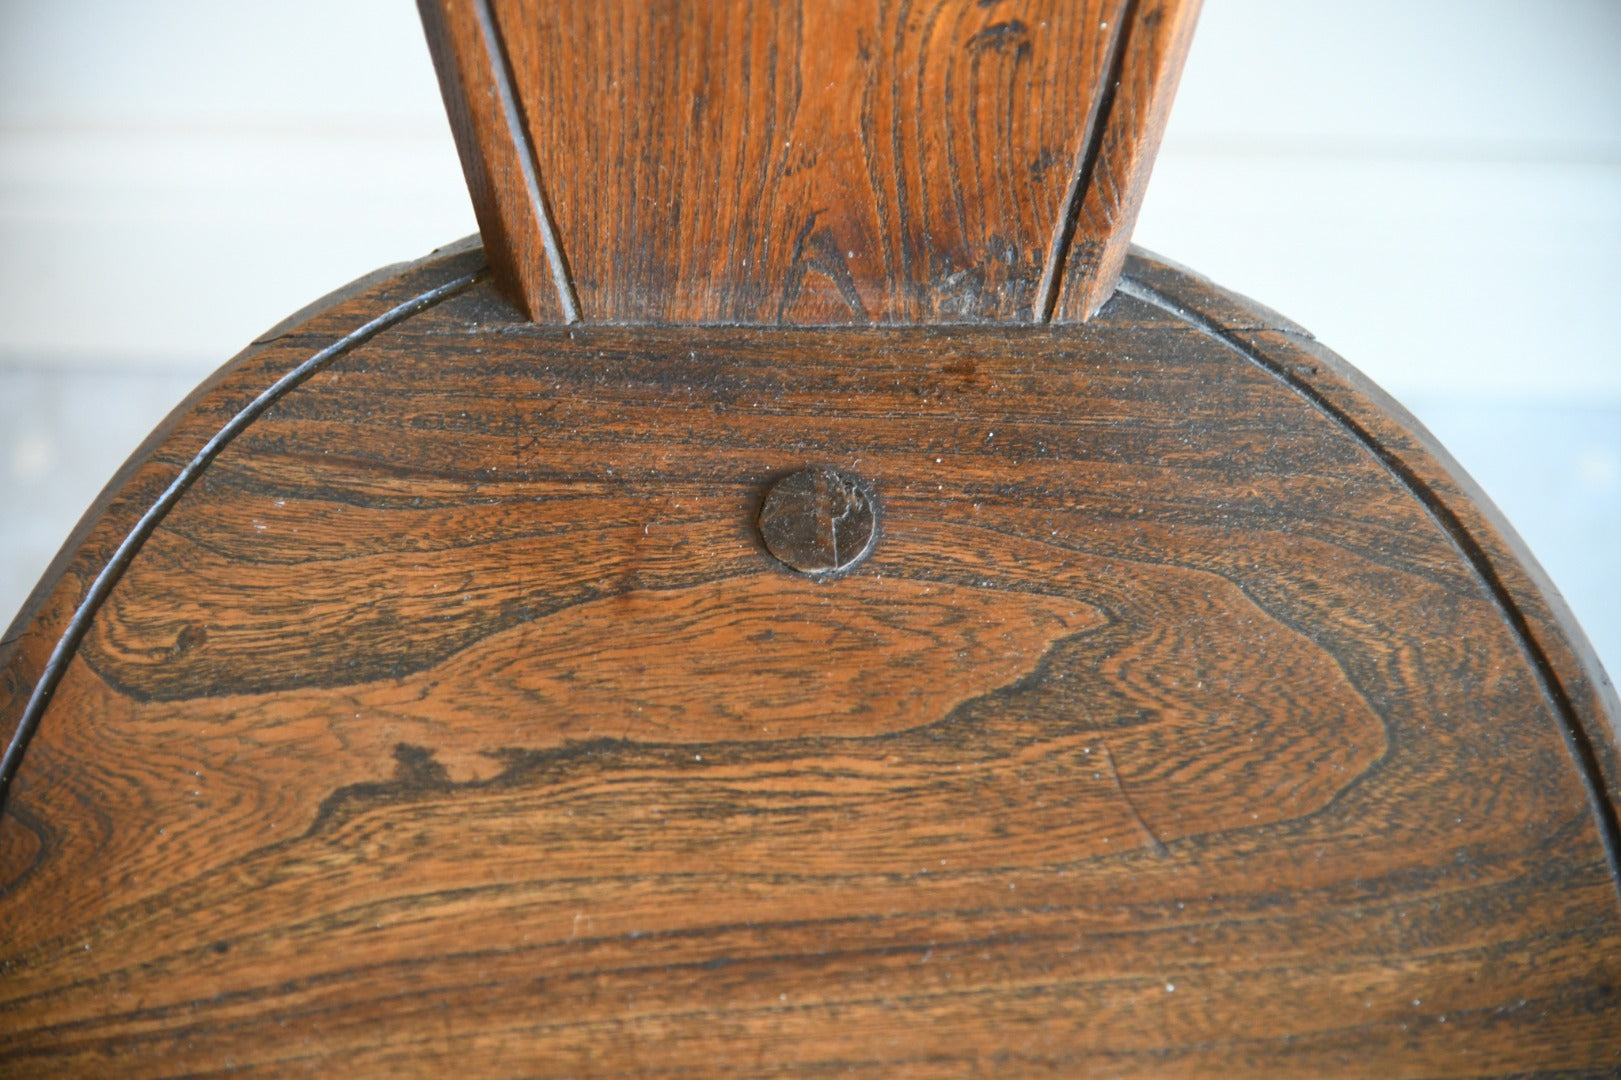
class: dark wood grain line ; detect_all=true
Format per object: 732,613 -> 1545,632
22,832 -> 1599,1011
5,855 -> 1606,1073
0,270 -> 486,815
472,0 -> 579,322
1035,0 -> 1135,321
1116,271 -> 1621,896
9,828 -> 1600,1049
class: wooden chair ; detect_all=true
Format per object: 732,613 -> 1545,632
3,1 -> 1617,1072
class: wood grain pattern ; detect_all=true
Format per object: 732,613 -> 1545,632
417,1 -> 570,322
419,0 -> 1199,324
1,244 -> 1617,1074
1052,0 -> 1201,320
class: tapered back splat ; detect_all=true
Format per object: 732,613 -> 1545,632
419,0 -> 1199,323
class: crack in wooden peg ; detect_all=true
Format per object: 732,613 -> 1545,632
757,467 -> 878,577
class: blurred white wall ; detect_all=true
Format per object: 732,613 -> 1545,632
2,0 -> 1617,677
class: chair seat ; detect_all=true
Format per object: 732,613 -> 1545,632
2,242 -> 1616,1074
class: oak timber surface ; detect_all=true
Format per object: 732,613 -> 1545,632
1,246 -> 1618,1075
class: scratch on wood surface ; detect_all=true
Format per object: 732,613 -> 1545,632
1102,739 -> 1169,856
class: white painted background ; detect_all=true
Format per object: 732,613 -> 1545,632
2,1 -> 1617,679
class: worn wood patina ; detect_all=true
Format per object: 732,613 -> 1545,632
2,1 -> 1617,1074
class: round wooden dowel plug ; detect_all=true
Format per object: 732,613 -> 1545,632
757,467 -> 878,577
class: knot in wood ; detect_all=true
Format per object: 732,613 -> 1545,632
757,467 -> 877,577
